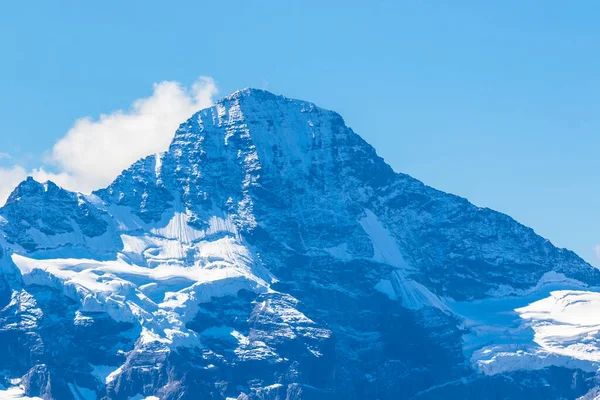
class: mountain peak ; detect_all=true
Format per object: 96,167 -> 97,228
95,88 -> 396,232
211,88 -> 327,124
221,87 -> 278,101
3,90 -> 600,399
168,87 -> 387,176
5,176 -> 63,205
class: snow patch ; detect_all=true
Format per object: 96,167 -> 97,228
359,209 -> 407,268
90,364 -> 121,385
517,290 -> 600,363
375,271 -> 449,312
0,386 -> 43,399
11,220 -> 270,351
448,272 -> 600,375
26,224 -> 116,254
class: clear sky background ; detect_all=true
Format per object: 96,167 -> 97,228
1,1 -> 599,265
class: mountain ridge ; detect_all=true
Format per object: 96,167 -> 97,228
5,88 -> 590,268
0,89 -> 599,399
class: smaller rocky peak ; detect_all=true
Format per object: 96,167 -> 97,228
4,176 -> 45,204
3,177 -> 74,208
1,178 -> 110,250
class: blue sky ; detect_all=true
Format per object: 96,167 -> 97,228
1,1 -> 599,265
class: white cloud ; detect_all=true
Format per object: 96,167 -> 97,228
48,76 -> 218,193
595,244 -> 600,261
0,76 -> 218,206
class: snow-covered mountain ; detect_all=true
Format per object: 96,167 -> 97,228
1,88 -> 600,399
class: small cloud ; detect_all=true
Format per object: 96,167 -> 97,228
0,76 -> 218,205
595,244 -> 600,261
48,76 -> 218,193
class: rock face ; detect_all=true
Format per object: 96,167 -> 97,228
1,89 -> 600,399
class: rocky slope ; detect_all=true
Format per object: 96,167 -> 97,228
1,89 -> 599,399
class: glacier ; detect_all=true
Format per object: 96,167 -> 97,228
0,88 -> 599,399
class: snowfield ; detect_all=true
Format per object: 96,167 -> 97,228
447,272 -> 600,375
0,386 -> 43,400
10,213 -> 272,349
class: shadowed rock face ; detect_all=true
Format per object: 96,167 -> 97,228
0,89 -> 599,399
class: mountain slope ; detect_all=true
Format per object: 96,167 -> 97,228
1,88 -> 599,399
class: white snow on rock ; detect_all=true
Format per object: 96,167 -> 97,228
11,212 -> 271,349
26,224 -> 116,254
517,290 -> 600,362
0,386 -> 43,399
472,345 -> 599,375
447,272 -> 600,375
375,271 -> 449,312
359,209 -> 407,269
90,364 -> 121,385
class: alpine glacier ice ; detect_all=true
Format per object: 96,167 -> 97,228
0,88 -> 599,399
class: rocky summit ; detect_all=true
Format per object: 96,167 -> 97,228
1,89 -> 600,399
